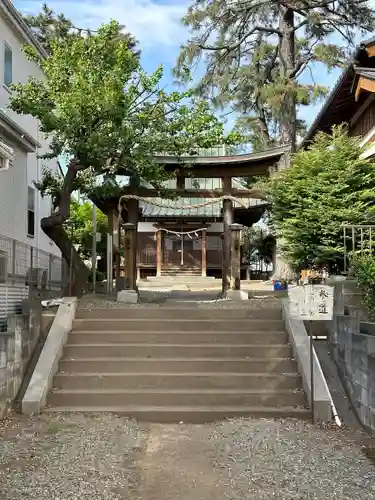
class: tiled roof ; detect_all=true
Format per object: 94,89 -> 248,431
355,67 -> 375,81
140,178 -> 266,218
301,37 -> 375,146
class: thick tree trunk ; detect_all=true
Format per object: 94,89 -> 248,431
272,8 -> 296,279
256,115 -> 272,149
279,6 -> 296,150
41,159 -> 89,295
41,220 -> 89,295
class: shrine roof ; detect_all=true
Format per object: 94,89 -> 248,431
154,145 -> 288,166
140,178 -> 266,218
116,146 -> 289,178
355,67 -> 375,81
302,37 -> 375,146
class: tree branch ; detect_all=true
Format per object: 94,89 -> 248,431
293,19 -> 309,32
198,26 -> 282,52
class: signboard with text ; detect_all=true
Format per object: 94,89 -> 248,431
288,285 -> 334,320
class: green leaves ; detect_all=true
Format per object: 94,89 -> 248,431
22,2 -> 74,53
67,200 -> 108,262
265,126 -> 375,271
352,254 -> 375,318
10,20 -> 237,207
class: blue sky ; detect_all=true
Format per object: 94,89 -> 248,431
14,0 -> 362,132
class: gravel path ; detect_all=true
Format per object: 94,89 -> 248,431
0,413 -> 143,500
77,292 -> 281,309
1,414 -> 374,500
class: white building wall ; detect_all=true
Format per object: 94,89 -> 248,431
0,2 -> 42,139
0,2 -> 60,258
138,222 -> 156,233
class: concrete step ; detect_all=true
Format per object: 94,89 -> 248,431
148,274 -> 213,279
63,344 -> 293,359
72,319 -> 285,332
68,331 -> 288,345
161,271 -> 202,276
75,308 -> 282,320
58,357 -> 297,373
45,405 -> 311,423
54,372 -> 302,390
48,388 -> 306,408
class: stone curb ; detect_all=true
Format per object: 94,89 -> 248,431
281,298 -> 332,422
22,297 -> 77,414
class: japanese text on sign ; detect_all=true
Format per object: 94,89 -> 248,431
288,285 -> 334,320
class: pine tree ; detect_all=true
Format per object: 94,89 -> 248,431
175,0 -> 375,150
23,3 -> 74,52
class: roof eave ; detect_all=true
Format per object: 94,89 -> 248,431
155,145 -> 290,165
0,0 -> 48,59
300,64 -> 354,149
300,38 -> 375,149
0,110 -> 41,152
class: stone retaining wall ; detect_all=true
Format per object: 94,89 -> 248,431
330,312 -> 375,432
0,307 -> 43,418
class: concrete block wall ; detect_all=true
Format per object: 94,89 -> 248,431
330,313 -> 375,432
0,308 -> 41,417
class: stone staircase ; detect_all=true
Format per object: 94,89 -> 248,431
47,307 -> 309,422
161,264 -> 202,276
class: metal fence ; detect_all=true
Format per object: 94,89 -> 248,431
342,224 -> 375,273
0,233 -> 68,288
0,233 -> 68,331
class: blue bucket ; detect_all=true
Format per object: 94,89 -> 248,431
273,280 -> 288,291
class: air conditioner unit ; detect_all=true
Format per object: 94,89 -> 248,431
37,269 -> 48,289
26,268 -> 48,289
0,140 -> 14,171
0,251 -> 7,283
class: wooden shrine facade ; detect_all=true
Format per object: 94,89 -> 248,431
302,35 -> 375,153
93,145 -> 290,293
138,223 -> 227,278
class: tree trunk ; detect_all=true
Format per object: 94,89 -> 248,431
40,159 -> 89,295
256,115 -> 272,149
279,6 -> 296,150
41,220 -> 89,295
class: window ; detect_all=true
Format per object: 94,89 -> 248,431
4,43 -> 12,87
27,186 -> 35,237
0,138 -> 13,170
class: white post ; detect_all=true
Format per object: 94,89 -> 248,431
180,230 -> 184,266
92,203 -> 97,294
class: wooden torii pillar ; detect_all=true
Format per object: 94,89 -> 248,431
201,229 -> 207,277
222,176 -> 233,295
123,198 -> 139,291
156,229 -> 163,277
230,223 -> 243,291
106,209 -> 113,296
113,210 -> 122,292
117,187 -> 139,302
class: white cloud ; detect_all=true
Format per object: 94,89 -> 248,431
17,0 -> 189,49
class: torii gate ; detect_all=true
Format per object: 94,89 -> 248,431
92,146 -> 290,299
